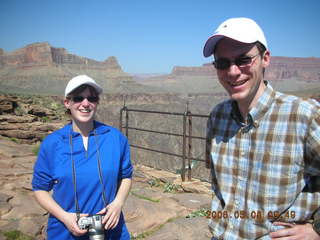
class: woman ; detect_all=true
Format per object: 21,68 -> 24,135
32,75 -> 133,239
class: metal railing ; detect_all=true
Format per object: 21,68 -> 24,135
119,104 -> 209,181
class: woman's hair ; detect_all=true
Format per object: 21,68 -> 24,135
65,84 -> 99,115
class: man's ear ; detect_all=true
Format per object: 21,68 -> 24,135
262,50 -> 271,68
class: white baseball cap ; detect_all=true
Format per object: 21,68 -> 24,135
203,17 -> 268,57
65,75 -> 103,96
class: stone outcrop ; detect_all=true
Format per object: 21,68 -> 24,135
0,96 -> 17,114
0,94 -> 66,144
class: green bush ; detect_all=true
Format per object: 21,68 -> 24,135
163,182 -> 179,193
32,143 -> 40,156
3,230 -> 33,240
9,138 -> 18,143
40,116 -> 50,123
186,208 -> 209,218
147,178 -> 161,188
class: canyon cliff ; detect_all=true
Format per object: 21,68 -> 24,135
1,42 -> 320,95
0,42 -> 156,95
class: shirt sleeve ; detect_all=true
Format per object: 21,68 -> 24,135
32,137 -> 54,191
305,110 -> 320,176
119,134 -> 133,179
304,107 -> 320,219
206,112 -> 214,169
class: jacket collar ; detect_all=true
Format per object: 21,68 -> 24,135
60,120 -> 111,140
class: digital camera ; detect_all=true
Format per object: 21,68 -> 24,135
78,214 -> 105,240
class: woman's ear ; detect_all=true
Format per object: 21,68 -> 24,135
64,98 -> 70,109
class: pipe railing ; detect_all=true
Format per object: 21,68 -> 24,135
119,104 -> 209,181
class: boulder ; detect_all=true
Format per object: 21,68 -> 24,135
0,96 -> 17,114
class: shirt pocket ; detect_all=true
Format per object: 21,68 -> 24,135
260,151 -> 303,212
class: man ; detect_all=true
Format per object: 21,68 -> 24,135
204,17 -> 320,239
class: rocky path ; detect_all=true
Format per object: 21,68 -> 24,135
0,136 -> 212,240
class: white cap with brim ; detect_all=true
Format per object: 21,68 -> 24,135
65,75 -> 103,96
203,17 -> 268,57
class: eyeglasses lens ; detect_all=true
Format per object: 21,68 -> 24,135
72,96 -> 98,103
214,56 -> 254,70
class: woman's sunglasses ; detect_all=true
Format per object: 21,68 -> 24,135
213,53 -> 260,70
71,96 -> 99,103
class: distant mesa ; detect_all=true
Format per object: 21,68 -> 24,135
0,42 -> 320,95
0,42 -> 122,71
171,65 -> 215,77
169,57 -> 320,82
0,42 -> 150,95
138,56 -> 320,95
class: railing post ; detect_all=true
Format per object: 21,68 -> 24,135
119,107 -> 123,132
187,111 -> 192,181
182,110 -> 187,182
125,107 -> 129,137
119,96 -> 126,133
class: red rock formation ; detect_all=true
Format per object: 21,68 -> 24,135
0,42 -> 136,95
0,42 -> 53,67
170,57 -> 320,82
265,57 -> 320,82
0,42 -> 123,72
171,65 -> 216,77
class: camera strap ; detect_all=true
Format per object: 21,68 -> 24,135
69,128 -> 108,221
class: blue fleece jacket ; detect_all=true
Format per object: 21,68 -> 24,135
32,121 -> 133,240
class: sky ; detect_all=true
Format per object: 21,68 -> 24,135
1,0 -> 320,74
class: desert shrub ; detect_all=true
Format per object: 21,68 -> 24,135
32,143 -> 40,155
186,208 -> 209,218
3,230 -> 33,240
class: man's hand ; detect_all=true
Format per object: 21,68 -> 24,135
270,222 -> 320,240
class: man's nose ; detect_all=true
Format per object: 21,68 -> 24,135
228,63 -> 242,76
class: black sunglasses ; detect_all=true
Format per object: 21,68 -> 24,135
213,53 -> 260,70
71,96 -> 99,103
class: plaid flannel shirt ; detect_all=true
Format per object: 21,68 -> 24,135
206,82 -> 320,239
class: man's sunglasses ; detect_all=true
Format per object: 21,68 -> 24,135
213,53 -> 260,70
71,96 -> 99,103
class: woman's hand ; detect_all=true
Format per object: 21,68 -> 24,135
33,191 -> 89,236
96,178 -> 132,230
97,199 -> 123,230
61,212 -> 89,236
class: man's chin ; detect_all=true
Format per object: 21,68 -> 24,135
229,92 -> 247,102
